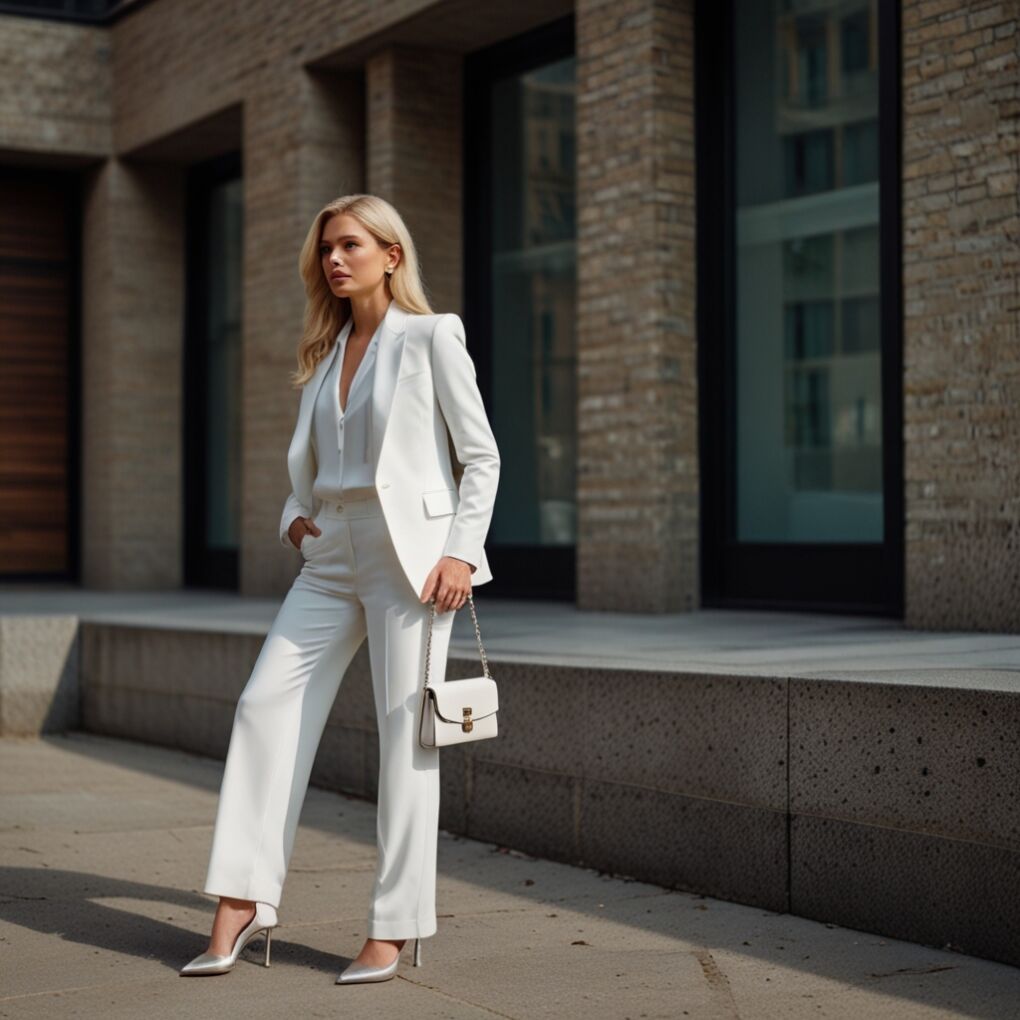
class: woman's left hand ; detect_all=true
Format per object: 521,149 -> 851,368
420,556 -> 475,612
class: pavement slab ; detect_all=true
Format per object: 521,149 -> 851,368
1,731 -> 1019,1019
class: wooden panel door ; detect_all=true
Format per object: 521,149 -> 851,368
0,170 -> 76,577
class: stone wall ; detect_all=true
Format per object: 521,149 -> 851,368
575,0 -> 699,613
901,0 -> 1019,630
0,14 -> 111,162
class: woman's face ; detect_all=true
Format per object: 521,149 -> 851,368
320,212 -> 399,301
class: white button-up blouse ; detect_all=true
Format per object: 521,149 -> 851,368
310,316 -> 383,506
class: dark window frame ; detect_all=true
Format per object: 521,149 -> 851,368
463,13 -> 577,602
695,0 -> 904,616
0,0 -> 151,24
183,150 -> 242,590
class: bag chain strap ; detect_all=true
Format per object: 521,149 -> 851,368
424,591 -> 491,689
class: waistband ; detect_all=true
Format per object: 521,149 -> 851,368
319,492 -> 385,520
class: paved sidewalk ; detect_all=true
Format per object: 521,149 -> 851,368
1,733 -> 1018,1019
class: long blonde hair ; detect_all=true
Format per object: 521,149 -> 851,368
290,194 -> 433,388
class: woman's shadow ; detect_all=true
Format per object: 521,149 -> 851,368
0,868 -> 348,974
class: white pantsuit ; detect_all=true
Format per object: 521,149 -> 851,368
201,299 -> 500,941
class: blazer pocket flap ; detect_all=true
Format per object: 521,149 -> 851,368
429,677 -> 498,723
422,487 -> 459,518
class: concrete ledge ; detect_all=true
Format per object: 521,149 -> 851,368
71,618 -> 1020,970
79,620 -> 382,798
2,587 -> 1019,970
0,615 -> 79,736
791,680 -> 1019,849
791,814 -> 1020,967
786,677 -> 1020,965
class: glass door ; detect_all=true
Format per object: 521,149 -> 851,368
183,152 -> 243,589
697,0 -> 903,613
464,15 -> 577,600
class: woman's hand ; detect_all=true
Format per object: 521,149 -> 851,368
287,515 -> 321,550
420,556 -> 475,612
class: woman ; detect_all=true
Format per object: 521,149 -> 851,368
180,194 -> 500,984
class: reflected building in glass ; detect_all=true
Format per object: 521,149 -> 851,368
735,0 -> 883,545
489,55 -> 577,552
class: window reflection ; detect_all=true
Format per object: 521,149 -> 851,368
736,0 -> 883,543
489,55 -> 577,547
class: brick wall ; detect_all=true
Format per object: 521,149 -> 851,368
80,159 -> 185,588
366,44 -> 463,316
901,0 -> 1019,629
575,0 -> 698,612
0,14 -> 111,161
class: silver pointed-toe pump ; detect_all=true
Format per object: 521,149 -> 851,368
179,901 -> 279,976
335,936 -> 422,984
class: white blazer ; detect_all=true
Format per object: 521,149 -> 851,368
278,299 -> 500,595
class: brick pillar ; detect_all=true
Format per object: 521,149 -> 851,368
902,1 -> 1019,631
575,0 -> 698,613
365,45 -> 462,315
240,68 -> 365,595
80,158 -> 184,588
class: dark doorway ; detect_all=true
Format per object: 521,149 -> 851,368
696,0 -> 903,615
464,14 -> 577,601
183,151 -> 243,589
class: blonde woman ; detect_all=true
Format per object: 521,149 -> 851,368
180,194 -> 499,984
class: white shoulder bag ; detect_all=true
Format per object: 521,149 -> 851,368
417,592 -> 499,748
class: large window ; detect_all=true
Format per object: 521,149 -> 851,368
465,16 -> 576,600
698,0 -> 902,613
0,0 -> 130,23
737,0 -> 882,543
183,153 -> 243,589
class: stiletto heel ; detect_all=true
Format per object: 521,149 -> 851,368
335,936 -> 424,984
179,901 -> 279,976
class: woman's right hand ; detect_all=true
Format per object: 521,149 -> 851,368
288,515 -> 321,551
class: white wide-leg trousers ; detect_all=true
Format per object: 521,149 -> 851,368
202,492 -> 455,940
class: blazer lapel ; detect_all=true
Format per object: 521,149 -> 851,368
370,298 -> 410,467
287,318 -> 349,508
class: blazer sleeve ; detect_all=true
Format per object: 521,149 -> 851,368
430,313 -> 500,571
279,490 -> 311,549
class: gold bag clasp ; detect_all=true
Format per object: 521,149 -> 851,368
462,706 -> 473,733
